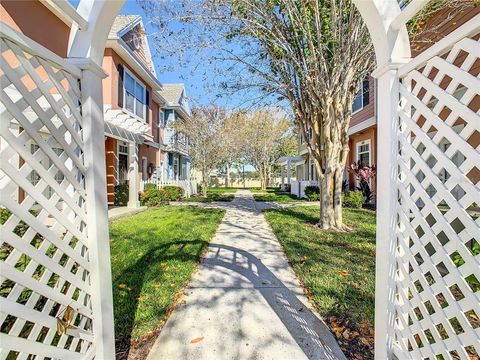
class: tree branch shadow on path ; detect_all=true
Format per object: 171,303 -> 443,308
198,243 -> 347,360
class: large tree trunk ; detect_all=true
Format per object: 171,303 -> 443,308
318,166 -> 344,230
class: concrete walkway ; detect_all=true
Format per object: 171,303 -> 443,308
108,206 -> 147,221
147,190 -> 346,360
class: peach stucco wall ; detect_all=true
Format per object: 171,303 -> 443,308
1,0 -> 70,57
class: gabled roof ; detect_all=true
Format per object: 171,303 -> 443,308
107,15 -> 157,78
157,84 -> 191,117
108,15 -> 142,40
158,84 -> 185,106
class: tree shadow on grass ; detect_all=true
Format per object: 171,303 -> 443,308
113,239 -> 208,359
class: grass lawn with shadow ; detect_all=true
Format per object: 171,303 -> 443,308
109,206 -> 225,359
264,206 -> 376,358
182,192 -> 235,202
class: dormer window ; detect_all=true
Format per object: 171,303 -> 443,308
124,69 -> 146,120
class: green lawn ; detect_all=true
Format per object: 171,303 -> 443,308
264,206 -> 376,357
249,187 -> 279,193
250,187 -> 305,202
183,192 -> 235,202
109,206 -> 225,351
206,187 -> 238,193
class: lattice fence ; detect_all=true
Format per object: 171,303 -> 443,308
0,29 -> 96,358
394,29 -> 480,359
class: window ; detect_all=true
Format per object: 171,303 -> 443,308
124,70 -> 146,120
309,160 -> 315,181
356,140 -> 371,167
352,78 -> 370,113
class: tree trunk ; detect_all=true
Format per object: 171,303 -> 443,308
318,165 -> 344,230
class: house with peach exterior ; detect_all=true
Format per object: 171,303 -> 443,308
1,3 -> 194,207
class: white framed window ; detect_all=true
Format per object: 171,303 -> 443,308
356,139 -> 371,167
352,78 -> 370,114
117,142 -> 129,184
309,160 -> 315,181
123,69 -> 146,120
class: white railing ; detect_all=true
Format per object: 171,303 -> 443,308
389,18 -> 480,360
0,25 -> 114,359
290,180 -> 318,198
141,179 -> 198,198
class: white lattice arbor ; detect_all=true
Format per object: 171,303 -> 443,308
354,1 -> 480,359
0,1 -> 124,358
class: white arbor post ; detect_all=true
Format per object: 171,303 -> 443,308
372,66 -> 402,359
280,165 -> 285,190
80,64 -> 116,360
287,159 -> 291,185
128,142 -> 140,208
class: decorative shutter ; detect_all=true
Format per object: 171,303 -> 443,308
117,64 -> 124,108
146,90 -> 150,124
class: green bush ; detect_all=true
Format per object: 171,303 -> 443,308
140,186 -> 184,206
343,191 -> 364,208
161,186 -> 184,201
304,185 -> 320,201
140,188 -> 165,206
114,183 -> 129,206
143,183 -> 157,191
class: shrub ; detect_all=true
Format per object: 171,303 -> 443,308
114,183 -> 129,206
343,191 -> 364,208
161,186 -> 184,201
304,185 -> 320,201
140,188 -> 165,206
143,183 -> 157,191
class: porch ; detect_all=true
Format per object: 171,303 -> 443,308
290,180 -> 319,199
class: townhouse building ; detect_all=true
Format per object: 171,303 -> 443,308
1,2 -> 193,208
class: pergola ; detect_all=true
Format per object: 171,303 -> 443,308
0,1 -> 478,359
277,156 -> 303,190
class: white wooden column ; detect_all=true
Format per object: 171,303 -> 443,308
287,159 -> 291,184
80,66 -> 116,359
372,66 -> 401,360
128,142 -> 140,208
280,165 -> 285,190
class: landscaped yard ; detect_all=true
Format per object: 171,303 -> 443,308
264,206 -> 376,358
109,206 -> 225,358
250,187 -> 304,202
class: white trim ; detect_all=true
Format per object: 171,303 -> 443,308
390,0 -> 430,31
40,0 -> 88,30
348,116 -> 377,136
356,139 -> 372,166
116,141 -> 129,185
0,23 -> 82,78
106,39 -> 162,90
123,68 -> 147,122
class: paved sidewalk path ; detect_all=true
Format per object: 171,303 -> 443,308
147,190 -> 345,360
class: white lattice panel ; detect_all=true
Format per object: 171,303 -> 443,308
0,32 -> 95,359
395,31 -> 480,360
